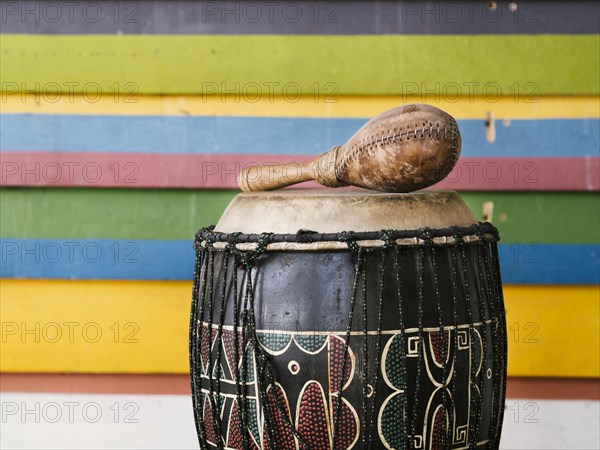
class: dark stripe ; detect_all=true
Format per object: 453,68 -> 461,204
2,152 -> 598,191
1,238 -> 598,284
1,1 -> 598,35
2,115 -> 599,157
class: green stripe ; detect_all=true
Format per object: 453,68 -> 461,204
1,34 -> 598,95
461,192 -> 600,244
1,188 -> 598,243
0,188 -> 234,240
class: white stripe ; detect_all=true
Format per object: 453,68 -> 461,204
500,399 -> 600,449
0,392 -> 198,450
0,393 -> 598,449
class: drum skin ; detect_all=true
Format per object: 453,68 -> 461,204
190,191 -> 507,450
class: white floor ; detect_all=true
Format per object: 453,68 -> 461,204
1,393 -> 598,449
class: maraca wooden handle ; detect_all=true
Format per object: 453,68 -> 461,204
238,163 -> 313,192
238,147 -> 343,192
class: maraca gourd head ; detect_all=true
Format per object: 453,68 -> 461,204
237,103 -> 461,193
331,104 -> 461,192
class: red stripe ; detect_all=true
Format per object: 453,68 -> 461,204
2,152 -> 598,191
1,373 -> 598,399
0,373 -> 191,395
506,377 -> 600,401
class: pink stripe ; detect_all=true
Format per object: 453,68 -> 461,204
436,156 -> 600,191
1,152 -> 598,191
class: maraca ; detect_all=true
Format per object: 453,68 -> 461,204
237,104 -> 461,193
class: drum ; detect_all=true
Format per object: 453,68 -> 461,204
190,190 -> 507,450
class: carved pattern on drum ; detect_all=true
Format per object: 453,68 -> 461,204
243,397 -> 261,449
329,335 -> 359,450
379,333 -> 406,449
226,399 -> 243,450
263,384 -> 295,450
454,425 -> 468,445
202,331 -> 360,450
257,332 -> 292,355
472,328 -> 484,383
197,321 -> 496,449
468,328 -> 484,446
329,335 -> 355,392
332,397 -> 360,450
244,346 -> 256,383
378,392 -> 405,450
200,325 -> 218,376
429,330 -> 451,368
297,381 -> 331,449
429,405 -> 449,450
377,325 -> 488,450
407,336 -> 421,357
412,435 -> 423,449
294,334 -> 329,354
288,360 -> 301,375
202,394 -> 219,447
221,328 -> 243,381
457,330 -> 469,350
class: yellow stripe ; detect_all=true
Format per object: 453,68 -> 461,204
504,285 -> 600,378
1,280 -> 598,376
1,93 -> 598,119
0,279 -> 190,374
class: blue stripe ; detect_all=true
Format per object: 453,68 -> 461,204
1,239 -> 598,284
1,115 -> 599,158
0,239 -> 193,281
497,243 -> 599,285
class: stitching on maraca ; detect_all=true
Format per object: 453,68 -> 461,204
337,122 -> 459,175
343,125 -> 454,168
448,117 -> 461,166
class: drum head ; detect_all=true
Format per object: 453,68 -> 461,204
215,189 -> 476,234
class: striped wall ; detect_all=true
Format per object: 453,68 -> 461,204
1,1 -> 599,387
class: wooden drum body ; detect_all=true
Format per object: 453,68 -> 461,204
190,190 -> 507,450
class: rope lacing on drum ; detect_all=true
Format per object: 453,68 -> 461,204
189,240 -> 208,450
332,246 -> 364,449
196,223 -> 500,249
472,224 -> 491,449
453,224 -> 480,448
226,231 -> 242,248
410,236 -> 426,446
451,225 -> 466,245
295,229 -> 318,243
241,232 -> 273,269
381,229 -> 396,248
418,227 -> 434,246
475,223 -> 484,239
427,226 -> 450,447
340,231 -> 360,253
238,230 -> 308,449
190,222 -> 507,449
